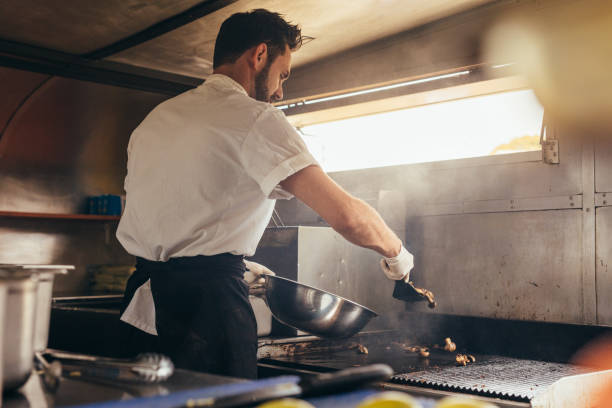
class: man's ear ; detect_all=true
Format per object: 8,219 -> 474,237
251,43 -> 268,71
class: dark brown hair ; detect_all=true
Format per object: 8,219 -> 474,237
213,9 -> 302,69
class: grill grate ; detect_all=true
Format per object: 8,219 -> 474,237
391,356 -> 586,402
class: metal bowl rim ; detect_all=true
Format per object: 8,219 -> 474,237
0,264 -> 74,270
265,275 -> 379,316
0,265 -> 73,280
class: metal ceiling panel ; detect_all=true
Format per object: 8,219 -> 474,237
106,0 -> 494,78
0,40 -> 202,96
0,67 -> 49,138
0,0 -> 205,54
0,75 -> 167,169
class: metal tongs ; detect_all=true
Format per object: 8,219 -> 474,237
43,349 -> 174,384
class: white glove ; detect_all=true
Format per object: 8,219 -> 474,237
380,246 -> 414,282
244,260 -> 276,285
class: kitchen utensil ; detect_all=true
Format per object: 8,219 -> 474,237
0,281 -> 6,396
34,271 -> 58,352
0,264 -> 73,391
300,364 -> 393,396
44,349 -> 174,384
255,275 -> 377,338
75,376 -> 301,408
34,351 -> 62,392
10,363 -> 389,407
393,279 -> 437,308
182,364 -> 393,408
3,274 -> 38,391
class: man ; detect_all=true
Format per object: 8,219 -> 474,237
117,9 -> 413,379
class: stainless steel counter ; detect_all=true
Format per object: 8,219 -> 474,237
3,368 -> 243,407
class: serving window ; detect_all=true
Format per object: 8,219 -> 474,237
295,89 -> 543,173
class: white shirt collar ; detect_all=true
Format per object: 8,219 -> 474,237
203,74 -> 248,96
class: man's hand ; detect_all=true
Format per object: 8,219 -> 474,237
380,246 -> 414,282
244,260 -> 276,286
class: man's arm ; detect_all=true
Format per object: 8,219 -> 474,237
280,165 -> 402,258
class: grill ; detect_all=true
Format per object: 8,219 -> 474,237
258,327 -> 593,404
391,356 -> 586,402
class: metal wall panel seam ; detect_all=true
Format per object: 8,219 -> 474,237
582,139 -> 597,324
417,195 -> 583,217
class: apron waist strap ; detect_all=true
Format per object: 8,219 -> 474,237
136,253 -> 245,279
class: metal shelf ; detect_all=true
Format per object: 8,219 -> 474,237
0,211 -> 120,221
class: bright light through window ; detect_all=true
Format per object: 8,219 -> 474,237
299,90 -> 544,173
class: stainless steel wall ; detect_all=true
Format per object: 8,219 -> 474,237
594,135 -> 612,325
295,226 -> 406,331
0,66 -> 168,294
274,126 -> 612,326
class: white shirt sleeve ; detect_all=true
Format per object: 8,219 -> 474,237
240,107 -> 319,199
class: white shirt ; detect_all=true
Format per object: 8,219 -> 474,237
117,74 -> 318,334
116,74 -> 318,261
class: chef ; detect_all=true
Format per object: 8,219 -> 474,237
116,9 -> 414,379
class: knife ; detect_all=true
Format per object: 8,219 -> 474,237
182,364 -> 393,408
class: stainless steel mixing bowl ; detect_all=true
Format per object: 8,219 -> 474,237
262,275 -> 377,338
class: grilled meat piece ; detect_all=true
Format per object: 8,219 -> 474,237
456,353 -> 476,366
444,337 -> 457,352
349,343 -> 369,355
409,282 -> 437,308
396,342 -> 430,358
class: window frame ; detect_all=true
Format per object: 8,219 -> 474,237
288,76 -> 543,172
285,76 -> 531,129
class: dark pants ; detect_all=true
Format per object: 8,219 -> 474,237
120,254 -> 258,379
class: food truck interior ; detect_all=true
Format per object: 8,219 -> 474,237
1,0 -> 612,407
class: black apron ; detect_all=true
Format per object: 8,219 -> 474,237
120,254 -> 258,379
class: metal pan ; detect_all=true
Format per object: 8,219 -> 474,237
258,275 -> 378,338
0,264 -> 73,391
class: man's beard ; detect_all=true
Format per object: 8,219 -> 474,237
254,62 -> 272,103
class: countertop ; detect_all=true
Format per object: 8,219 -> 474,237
3,368 -> 244,407
3,366 -> 438,408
